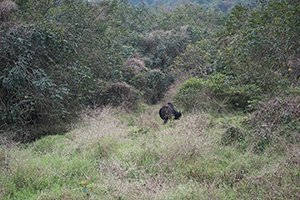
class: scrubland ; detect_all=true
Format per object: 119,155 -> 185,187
1,0 -> 300,199
1,104 -> 299,199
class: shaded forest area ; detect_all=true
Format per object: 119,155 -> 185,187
0,0 -> 299,142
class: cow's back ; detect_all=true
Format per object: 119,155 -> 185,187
159,105 -> 173,124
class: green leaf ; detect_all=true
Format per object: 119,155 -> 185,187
83,187 -> 88,194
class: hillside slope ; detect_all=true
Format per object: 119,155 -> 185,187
1,105 -> 299,199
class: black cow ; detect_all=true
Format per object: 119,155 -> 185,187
159,102 -> 182,124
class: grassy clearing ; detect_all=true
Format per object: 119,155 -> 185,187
1,105 -> 299,199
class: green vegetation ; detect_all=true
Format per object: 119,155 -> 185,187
1,0 -> 226,140
174,73 -> 262,111
0,0 -> 299,198
128,0 -> 256,12
1,106 -> 299,199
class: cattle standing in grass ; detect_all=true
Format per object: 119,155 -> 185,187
159,102 -> 182,124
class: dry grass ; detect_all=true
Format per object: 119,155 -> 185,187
1,105 -> 299,199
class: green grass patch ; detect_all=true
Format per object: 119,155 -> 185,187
1,106 -> 299,199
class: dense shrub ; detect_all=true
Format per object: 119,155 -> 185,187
98,82 -> 140,110
127,28 -> 193,71
0,0 -> 17,22
0,23 -> 73,131
218,0 -> 300,94
191,0 -> 256,12
122,57 -> 147,82
173,77 -> 208,111
171,39 -> 217,78
0,0 -> 116,140
0,0 -> 231,141
174,73 -> 262,111
119,2 -> 224,72
119,56 -> 175,104
130,69 -> 175,104
244,96 -> 300,152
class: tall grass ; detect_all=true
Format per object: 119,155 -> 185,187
1,105 -> 299,199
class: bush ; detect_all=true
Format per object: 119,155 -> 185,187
130,69 -> 175,104
173,77 -> 209,111
206,73 -> 263,109
244,96 -> 300,151
171,39 -> 218,78
0,23 -> 75,136
97,82 -> 140,111
174,73 -> 262,112
0,0 -> 123,140
119,56 -> 175,104
126,28 -> 193,72
122,56 -> 147,83
0,0 -> 17,22
218,0 -> 300,94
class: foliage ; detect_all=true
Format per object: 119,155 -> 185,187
2,0 -> 298,143
117,2 -> 225,70
1,0 -> 300,198
127,0 -> 256,13
130,69 -> 175,104
131,29 -> 192,71
174,73 -> 262,111
118,56 -> 175,104
172,0 -> 300,114
0,0 -> 17,22
110,2 -> 225,104
171,39 -> 218,77
78,180 -> 93,195
98,81 -> 140,110
0,22 -> 74,137
0,0 -> 122,140
218,0 -> 300,94
244,95 -> 300,153
191,0 -> 256,12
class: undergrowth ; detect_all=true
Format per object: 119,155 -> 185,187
0,105 -> 299,199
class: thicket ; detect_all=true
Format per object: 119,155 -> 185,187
0,0 -> 224,141
174,73 -> 262,111
244,95 -> 300,153
218,0 -> 300,91
1,0 -> 299,142
128,0 -> 256,13
0,0 -> 299,198
172,0 -> 300,152
174,0 -> 300,111
0,0 -> 121,141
